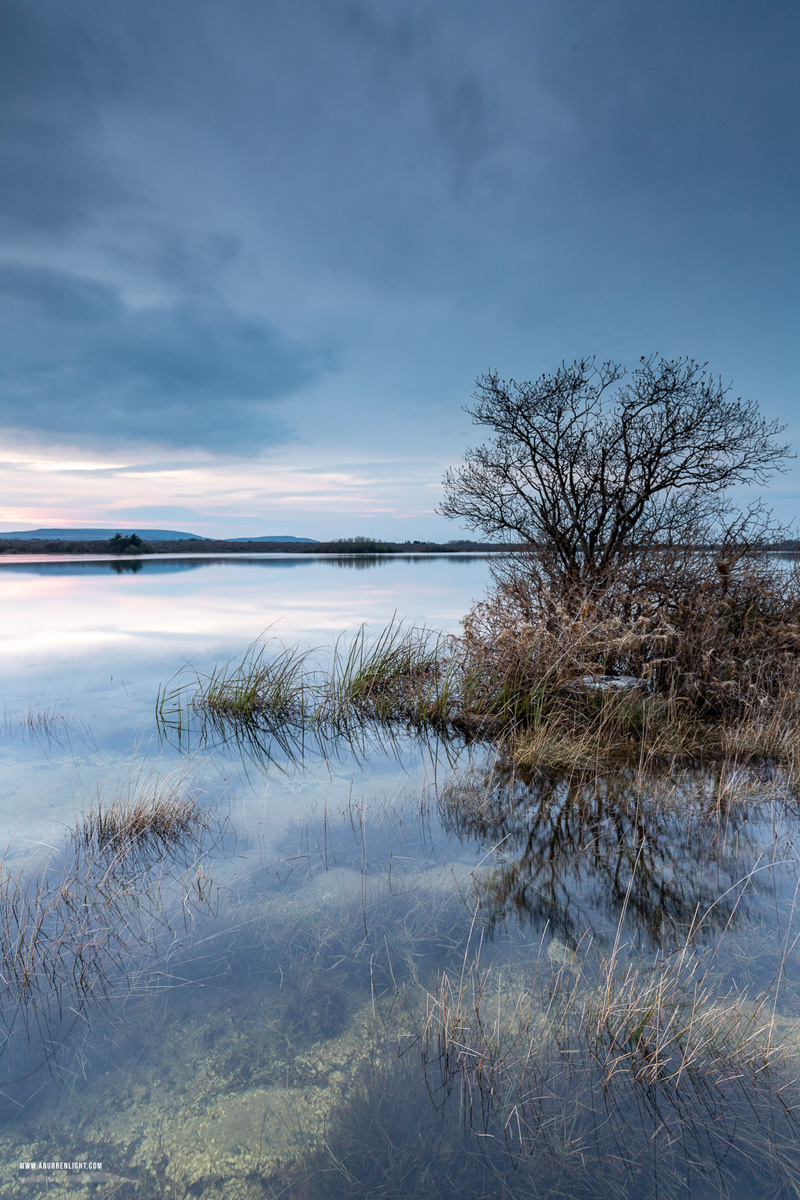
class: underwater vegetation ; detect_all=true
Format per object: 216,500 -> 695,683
275,1040 -> 800,1200
417,941 -> 800,1199
274,1050 -> 528,1200
264,910 -> 800,1200
1,703 -> 94,748
0,777 -> 213,1081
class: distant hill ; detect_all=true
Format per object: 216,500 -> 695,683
0,528 -> 319,543
0,527 -> 208,541
225,535 -> 318,543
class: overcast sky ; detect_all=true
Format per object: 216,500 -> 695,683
0,0 -> 798,539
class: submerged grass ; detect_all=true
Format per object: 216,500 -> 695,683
268,889 -> 800,1199
246,768 -> 800,1197
4,776 -> 798,1198
415,943 -> 800,1198
0,776 -> 212,1052
75,780 -> 207,865
1,704 -> 94,748
274,1049 -> 529,1200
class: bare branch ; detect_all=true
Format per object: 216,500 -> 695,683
440,356 -> 794,590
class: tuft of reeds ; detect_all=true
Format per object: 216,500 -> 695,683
420,928 -> 800,1197
0,779 -> 213,1054
157,619 -> 462,753
75,783 -> 207,865
320,620 -> 451,728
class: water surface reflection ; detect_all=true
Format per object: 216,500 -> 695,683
438,759 -> 799,954
1,556 -> 799,1198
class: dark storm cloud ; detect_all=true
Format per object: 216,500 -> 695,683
0,265 -> 318,450
0,0 -> 518,285
0,0 -> 134,234
0,0 -> 798,467
3,0 -> 799,276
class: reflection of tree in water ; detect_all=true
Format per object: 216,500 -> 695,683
323,554 -> 456,569
438,762 -> 786,949
109,559 -> 143,573
325,555 -> 391,570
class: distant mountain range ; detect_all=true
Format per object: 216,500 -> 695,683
0,528 -> 318,543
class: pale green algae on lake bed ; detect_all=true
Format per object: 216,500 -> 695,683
3,557 -> 800,1197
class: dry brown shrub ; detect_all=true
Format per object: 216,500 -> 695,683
459,551 -> 800,752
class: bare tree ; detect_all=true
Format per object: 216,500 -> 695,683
441,356 -> 792,596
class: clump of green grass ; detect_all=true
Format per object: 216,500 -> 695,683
196,638 -> 312,722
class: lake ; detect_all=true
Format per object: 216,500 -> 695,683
0,553 -> 799,1199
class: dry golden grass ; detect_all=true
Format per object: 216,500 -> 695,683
420,923 -> 800,1197
456,552 -> 800,768
75,782 -> 206,861
506,692 -> 800,772
156,553 -> 800,770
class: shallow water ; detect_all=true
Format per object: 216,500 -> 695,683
1,554 -> 799,1198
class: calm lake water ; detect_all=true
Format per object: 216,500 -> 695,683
1,554 -> 799,1199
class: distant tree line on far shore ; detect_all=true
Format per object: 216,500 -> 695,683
0,534 -> 508,557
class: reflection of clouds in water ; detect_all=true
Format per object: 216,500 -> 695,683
0,555 -> 490,663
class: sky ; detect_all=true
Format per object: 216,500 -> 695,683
0,0 -> 798,540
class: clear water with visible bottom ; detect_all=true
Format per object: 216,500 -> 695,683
1,554 -> 799,1199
